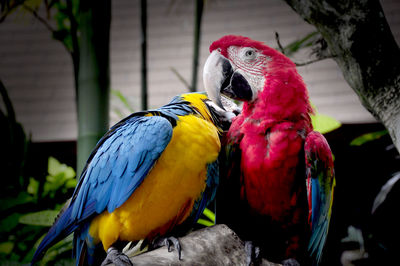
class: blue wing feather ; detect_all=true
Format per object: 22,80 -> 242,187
32,115 -> 174,264
31,95 -> 212,264
81,115 -> 173,216
305,131 -> 335,265
191,160 -> 219,223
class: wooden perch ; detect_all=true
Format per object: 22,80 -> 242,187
112,224 -> 281,265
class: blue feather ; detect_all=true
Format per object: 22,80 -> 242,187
32,94 -> 208,265
305,132 -> 335,265
191,160 -> 219,223
32,205 -> 78,264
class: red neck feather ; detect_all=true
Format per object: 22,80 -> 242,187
242,65 -> 313,129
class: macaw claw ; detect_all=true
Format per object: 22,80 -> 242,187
151,236 -> 182,260
100,247 -> 133,266
282,258 -> 301,266
245,241 -> 261,266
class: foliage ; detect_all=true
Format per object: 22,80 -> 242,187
0,82 -> 76,264
278,31 -> 320,57
275,31 -> 333,66
0,0 -> 79,56
1,0 -> 111,178
350,130 -> 388,146
309,103 -> 341,134
0,156 -> 76,264
311,112 -> 341,134
111,89 -> 136,119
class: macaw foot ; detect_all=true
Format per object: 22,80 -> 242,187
151,236 -> 182,260
244,241 -> 261,266
100,247 -> 133,266
282,258 -> 301,266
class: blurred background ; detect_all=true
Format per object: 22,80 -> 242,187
0,0 -> 399,265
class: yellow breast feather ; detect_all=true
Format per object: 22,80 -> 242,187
89,114 -> 220,250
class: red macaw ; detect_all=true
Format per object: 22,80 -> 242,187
203,35 -> 335,265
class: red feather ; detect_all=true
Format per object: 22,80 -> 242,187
213,35 -> 334,264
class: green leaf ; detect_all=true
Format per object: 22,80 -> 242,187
0,213 -> 22,233
48,156 -> 62,176
19,210 -> 59,227
64,167 -> 76,179
65,178 -> 77,189
196,218 -> 214,227
311,113 -> 341,134
25,232 -> 73,264
0,242 -> 14,255
350,130 -> 388,146
27,177 -> 39,197
53,2 -> 69,29
283,31 -> 319,56
0,192 -> 33,212
39,234 -> 74,265
48,156 -> 76,179
112,107 -> 124,119
170,67 -> 191,91
112,90 -> 134,113
44,157 -> 76,198
202,208 -> 215,223
44,173 -> 67,198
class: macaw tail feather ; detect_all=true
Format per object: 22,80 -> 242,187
308,219 -> 328,264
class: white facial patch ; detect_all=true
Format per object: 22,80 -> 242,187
227,46 -> 268,99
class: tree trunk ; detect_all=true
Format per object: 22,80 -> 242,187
77,0 -> 111,176
284,0 -> 400,152
190,0 -> 204,92
118,224 -> 280,266
140,0 -> 148,110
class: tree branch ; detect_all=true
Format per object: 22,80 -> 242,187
294,55 -> 334,67
118,224 -> 281,266
274,31 -> 335,67
170,67 -> 192,91
0,0 -> 24,23
275,32 -> 286,55
22,4 -> 55,32
284,0 -> 400,152
22,2 -> 76,61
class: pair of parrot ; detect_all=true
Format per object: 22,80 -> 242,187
32,35 -> 335,266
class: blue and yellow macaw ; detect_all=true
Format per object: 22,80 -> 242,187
32,93 -> 230,265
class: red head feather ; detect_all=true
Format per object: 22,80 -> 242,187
210,35 -> 312,123
209,35 -> 295,69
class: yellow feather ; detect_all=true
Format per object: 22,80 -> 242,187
89,112 -> 220,251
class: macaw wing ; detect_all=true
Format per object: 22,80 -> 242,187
71,115 -> 173,220
305,131 -> 335,264
190,160 -> 220,223
32,115 -> 173,263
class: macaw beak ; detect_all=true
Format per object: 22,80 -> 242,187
203,50 -> 253,109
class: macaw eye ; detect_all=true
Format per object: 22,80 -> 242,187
245,50 -> 253,56
243,49 -> 256,60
